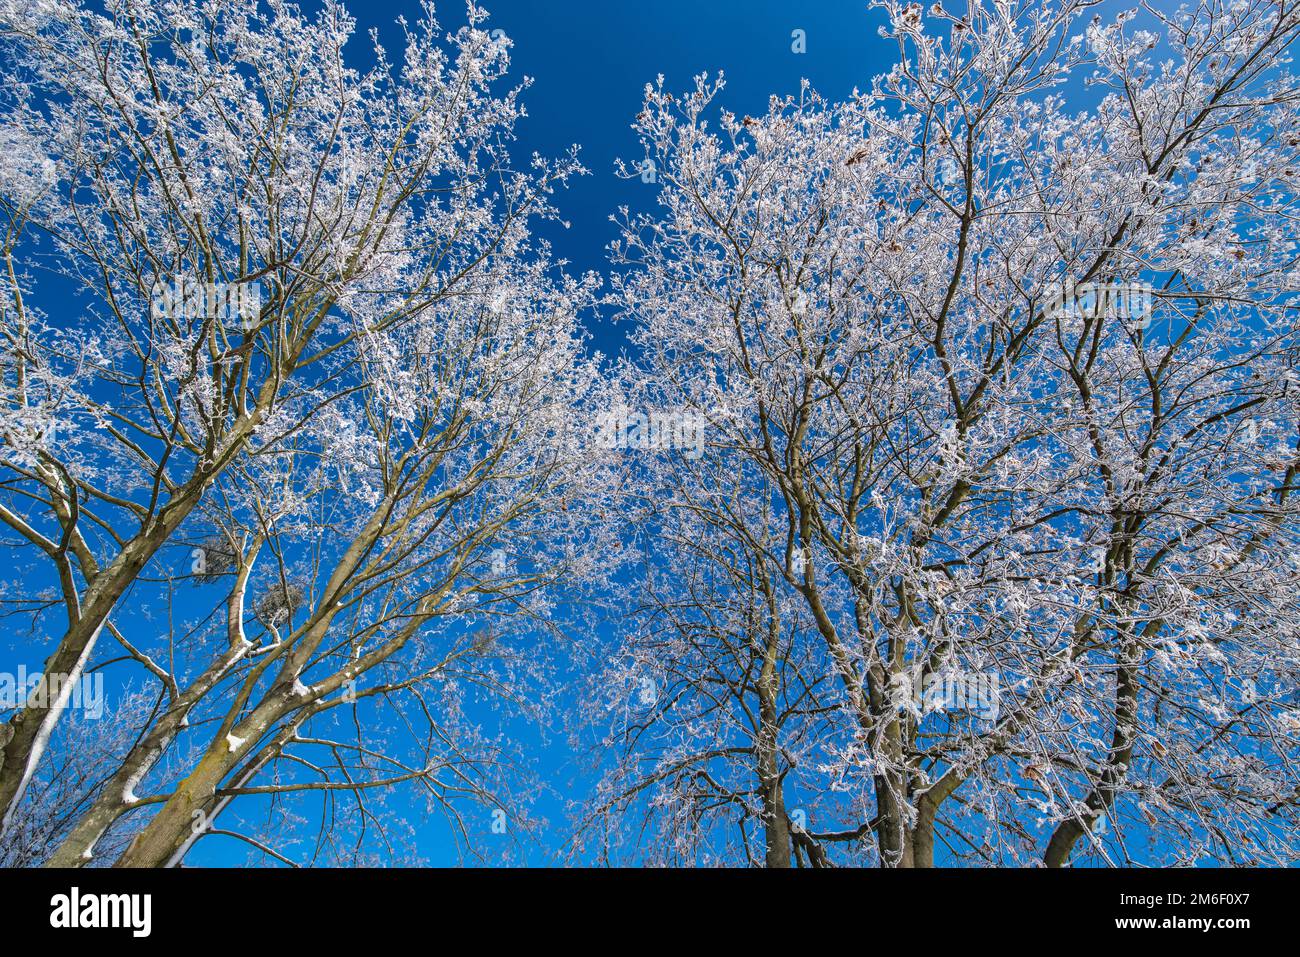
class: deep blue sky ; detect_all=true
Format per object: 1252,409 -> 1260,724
410,0 -> 895,359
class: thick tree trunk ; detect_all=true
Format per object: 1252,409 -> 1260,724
0,409 -> 267,831
113,748 -> 236,868
0,619 -> 104,836
874,770 -> 916,868
44,547 -> 261,867
756,665 -> 790,867
114,689 -> 286,868
758,750 -> 791,868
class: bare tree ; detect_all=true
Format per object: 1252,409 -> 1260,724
0,0 -> 610,865
575,449 -> 854,866
600,0 -> 1300,866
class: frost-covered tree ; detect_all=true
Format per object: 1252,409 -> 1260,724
574,445 -> 859,866
0,0 -> 610,865
43,251 -> 609,867
599,0 -> 1300,866
6,0 -> 1300,871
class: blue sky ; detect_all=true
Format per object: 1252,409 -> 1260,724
414,0 -> 897,359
